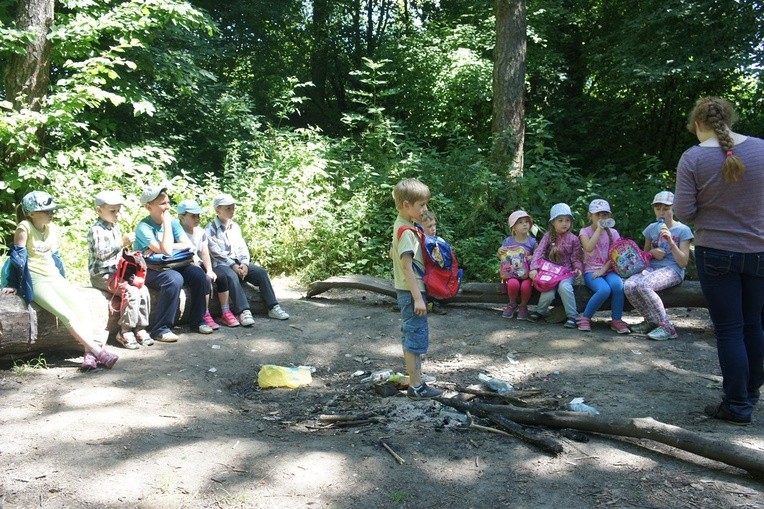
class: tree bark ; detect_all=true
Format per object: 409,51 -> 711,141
4,0 -> 54,111
438,398 -> 764,478
491,0 -> 526,178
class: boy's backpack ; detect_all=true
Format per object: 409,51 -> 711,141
397,226 -> 463,300
107,249 -> 147,313
500,245 -> 530,280
609,238 -> 652,278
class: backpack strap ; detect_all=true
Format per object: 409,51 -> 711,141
396,225 -> 425,277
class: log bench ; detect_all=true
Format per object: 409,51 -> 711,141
306,275 -> 707,310
0,285 -> 264,360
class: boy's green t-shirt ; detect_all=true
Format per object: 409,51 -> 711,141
390,214 -> 425,292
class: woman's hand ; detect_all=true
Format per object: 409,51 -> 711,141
1,287 -> 18,295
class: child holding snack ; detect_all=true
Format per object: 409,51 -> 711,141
498,210 -> 536,320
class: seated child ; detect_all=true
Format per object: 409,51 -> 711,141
134,184 -> 212,341
498,210 -> 536,320
205,194 -> 289,326
87,190 -> 152,349
177,199 -> 240,328
577,199 -> 630,333
3,191 -> 119,369
528,203 -> 583,328
624,191 -> 693,340
418,210 -> 447,315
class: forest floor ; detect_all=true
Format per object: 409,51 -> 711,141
1,278 -> 763,509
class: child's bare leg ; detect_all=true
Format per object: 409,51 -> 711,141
404,350 -> 421,386
217,290 -> 230,308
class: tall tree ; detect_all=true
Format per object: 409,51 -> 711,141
491,0 -> 526,177
3,0 -> 53,112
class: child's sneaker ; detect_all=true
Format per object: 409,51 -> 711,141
631,321 -> 658,334
576,315 -> 591,331
96,349 -> 119,369
220,310 -> 240,327
516,305 -> 529,321
430,301 -> 447,315
117,330 -> 140,350
135,329 -> 153,346
81,352 -> 97,370
203,312 -> 220,330
647,323 -> 678,341
527,311 -> 545,322
502,303 -> 516,319
194,323 -> 214,334
610,319 -> 631,334
268,304 -> 290,320
564,317 -> 577,329
239,309 -> 255,327
407,383 -> 444,400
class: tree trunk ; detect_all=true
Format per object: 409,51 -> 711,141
305,275 -> 708,309
491,0 -> 526,178
0,285 -> 264,360
4,0 -> 54,111
438,398 -> 764,478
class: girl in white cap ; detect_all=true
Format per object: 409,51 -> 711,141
498,210 -> 537,320
623,191 -> 693,340
578,198 -> 630,333
2,191 -> 119,369
528,203 -> 583,327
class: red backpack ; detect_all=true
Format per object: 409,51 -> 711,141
396,226 -> 463,300
107,249 -> 147,313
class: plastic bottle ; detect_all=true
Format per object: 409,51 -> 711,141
478,373 -> 513,395
568,397 -> 600,415
361,369 -> 393,383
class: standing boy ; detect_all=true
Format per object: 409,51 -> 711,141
391,179 -> 443,399
87,191 -> 152,349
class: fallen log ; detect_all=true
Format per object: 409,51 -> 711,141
306,274 -> 707,309
0,284 -> 263,360
437,397 -> 764,478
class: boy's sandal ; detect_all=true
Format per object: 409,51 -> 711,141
117,330 -> 140,350
135,329 -> 154,346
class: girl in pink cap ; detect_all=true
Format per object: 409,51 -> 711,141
577,198 -> 630,333
498,210 -> 537,320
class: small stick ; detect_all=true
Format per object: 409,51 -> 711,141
380,441 -> 406,464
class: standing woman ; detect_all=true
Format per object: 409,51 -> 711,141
674,97 -> 764,425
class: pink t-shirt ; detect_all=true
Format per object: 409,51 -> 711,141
579,225 -> 621,273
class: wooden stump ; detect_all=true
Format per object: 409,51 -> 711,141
0,284 -> 264,360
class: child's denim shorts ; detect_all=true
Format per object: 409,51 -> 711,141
396,290 -> 429,354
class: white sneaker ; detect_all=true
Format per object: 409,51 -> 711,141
239,310 -> 255,327
268,304 -> 289,320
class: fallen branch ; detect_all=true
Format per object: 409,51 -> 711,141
380,441 -> 405,464
456,385 -> 557,408
437,397 -> 764,478
465,412 -> 563,455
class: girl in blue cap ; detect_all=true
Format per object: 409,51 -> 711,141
2,191 -> 119,369
528,203 -> 583,328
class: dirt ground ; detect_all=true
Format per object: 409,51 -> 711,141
1,278 -> 763,509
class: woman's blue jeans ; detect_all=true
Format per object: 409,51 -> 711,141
695,246 -> 764,420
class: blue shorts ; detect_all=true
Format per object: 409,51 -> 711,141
397,290 -> 429,354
